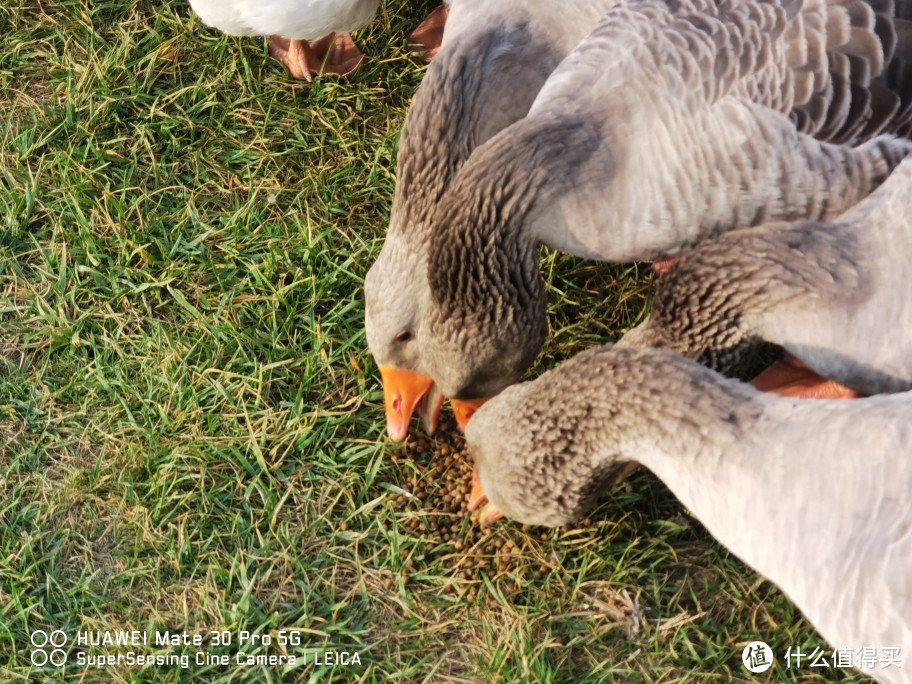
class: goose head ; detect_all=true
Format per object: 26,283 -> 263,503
421,179 -> 549,411
463,347 -> 648,527
415,116 -> 594,414
365,232 -> 444,442
366,217 -> 547,439
422,252 -> 547,404
464,346 -> 758,527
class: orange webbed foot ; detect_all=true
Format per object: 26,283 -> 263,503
268,34 -> 364,80
750,354 -> 864,399
408,4 -> 448,62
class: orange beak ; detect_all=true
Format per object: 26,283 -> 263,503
450,397 -> 492,431
468,469 -> 504,527
379,366 -> 435,441
467,470 -> 487,511
480,503 -> 505,527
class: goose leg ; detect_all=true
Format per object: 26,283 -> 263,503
750,354 -> 863,399
268,34 -> 364,80
408,4 -> 448,62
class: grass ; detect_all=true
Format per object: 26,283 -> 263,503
0,1 -> 874,682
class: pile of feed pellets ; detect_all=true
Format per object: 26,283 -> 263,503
387,416 -> 595,605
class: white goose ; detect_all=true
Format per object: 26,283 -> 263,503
618,155 -> 912,398
465,346 -> 912,683
364,0 -> 623,440
188,0 -> 448,79
379,0 -> 912,426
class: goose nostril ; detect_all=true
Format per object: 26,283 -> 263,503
392,395 -> 402,414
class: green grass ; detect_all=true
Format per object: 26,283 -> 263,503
0,1 -> 873,682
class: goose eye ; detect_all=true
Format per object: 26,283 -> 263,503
395,331 -> 413,344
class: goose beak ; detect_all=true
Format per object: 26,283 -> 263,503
467,470 -> 487,511
450,397 -> 492,431
418,381 -> 446,436
480,503 -> 505,527
468,470 -> 504,527
749,354 -> 863,399
378,366 -> 438,441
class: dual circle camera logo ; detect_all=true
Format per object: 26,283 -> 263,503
30,630 -> 68,667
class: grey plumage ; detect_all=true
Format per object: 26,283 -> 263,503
416,0 -> 912,401
619,155 -> 912,394
364,0 -> 619,383
466,346 -> 912,682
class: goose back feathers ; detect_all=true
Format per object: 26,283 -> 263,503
619,155 -> 912,394
418,0 -> 912,400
